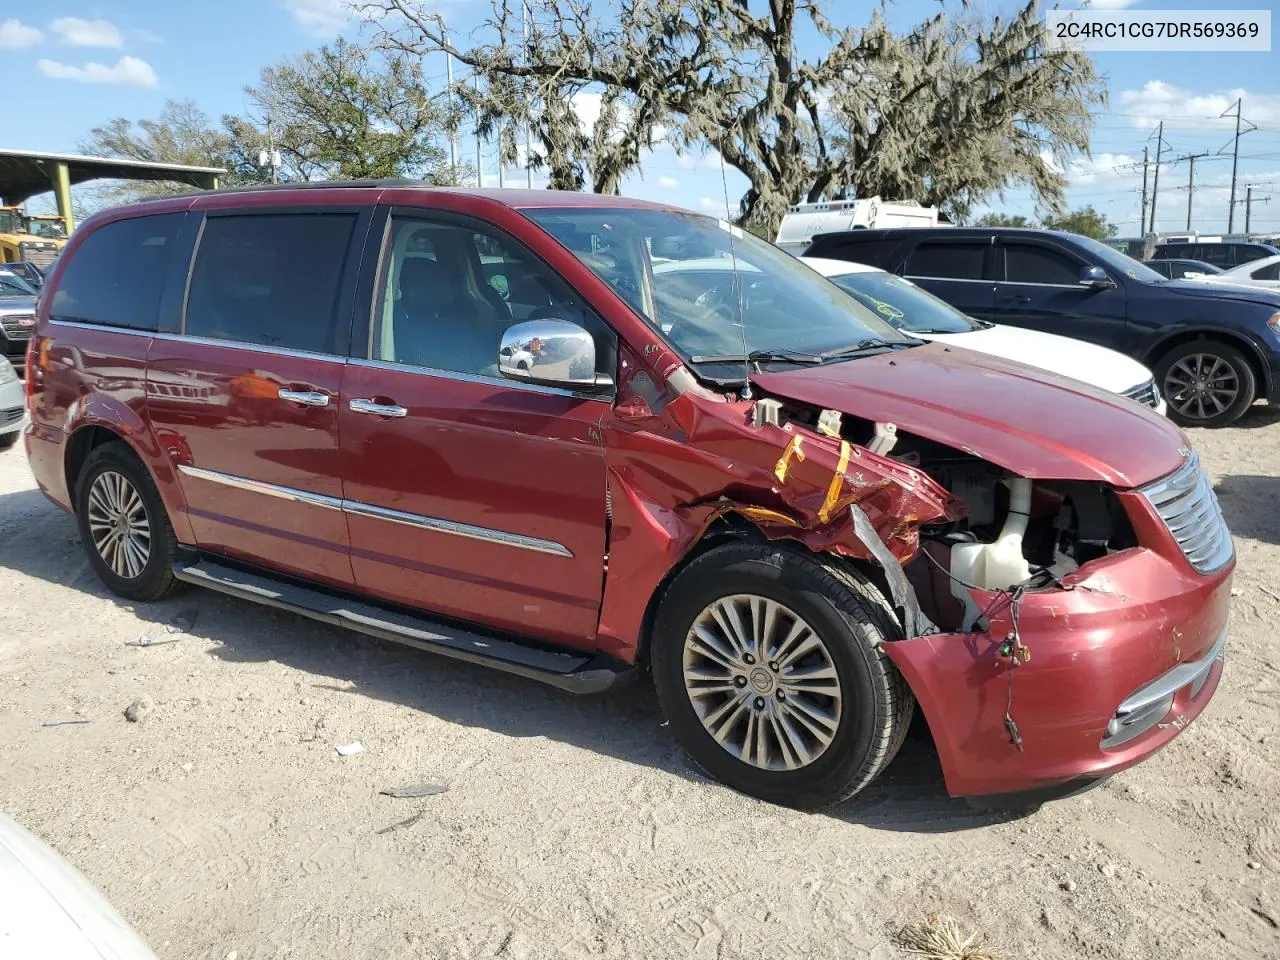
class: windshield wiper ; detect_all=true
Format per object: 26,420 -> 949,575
690,348 -> 824,365
819,338 -> 917,360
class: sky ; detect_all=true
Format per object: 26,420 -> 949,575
4,0 -> 1280,235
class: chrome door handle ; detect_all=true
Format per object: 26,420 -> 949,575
349,398 -> 408,418
278,389 -> 330,407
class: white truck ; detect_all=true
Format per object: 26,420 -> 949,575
774,196 -> 941,255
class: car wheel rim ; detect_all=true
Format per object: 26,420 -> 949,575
682,594 -> 842,771
87,471 -> 150,580
1164,353 -> 1239,420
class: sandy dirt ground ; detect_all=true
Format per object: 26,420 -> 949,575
1,410 -> 1278,960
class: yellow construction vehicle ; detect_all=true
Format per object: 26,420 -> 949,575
0,207 -> 66,268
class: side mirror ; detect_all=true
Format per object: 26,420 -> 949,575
1078,265 -> 1114,290
498,319 -> 609,390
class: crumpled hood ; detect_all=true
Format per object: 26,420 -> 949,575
751,341 -> 1186,488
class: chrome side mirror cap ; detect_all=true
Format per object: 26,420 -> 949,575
498,319 -> 608,390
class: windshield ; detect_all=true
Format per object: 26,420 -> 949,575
0,271 -> 36,296
0,210 -> 22,234
27,219 -> 66,239
524,207 -> 912,380
1071,234 -> 1166,283
827,271 -> 981,334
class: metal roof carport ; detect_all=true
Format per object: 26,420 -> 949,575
0,149 -> 225,232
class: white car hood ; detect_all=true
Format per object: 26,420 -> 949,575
0,815 -> 158,960
923,324 -> 1153,394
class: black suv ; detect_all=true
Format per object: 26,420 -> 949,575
805,227 -> 1280,427
1151,241 -> 1279,269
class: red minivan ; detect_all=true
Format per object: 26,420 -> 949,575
24,183 -> 1233,808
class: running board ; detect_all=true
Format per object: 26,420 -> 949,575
171,560 -> 633,694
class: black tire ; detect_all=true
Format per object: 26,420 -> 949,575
1155,340 -> 1256,428
0,431 -> 18,451
651,542 -> 913,810
74,441 -> 182,602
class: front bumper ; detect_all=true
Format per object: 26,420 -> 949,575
887,539 -> 1232,798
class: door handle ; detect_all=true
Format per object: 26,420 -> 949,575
349,398 -> 408,418
278,388 -> 330,407
998,295 -> 1033,305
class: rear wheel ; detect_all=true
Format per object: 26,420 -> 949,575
1155,340 -> 1256,427
651,542 -> 913,809
74,442 -> 182,602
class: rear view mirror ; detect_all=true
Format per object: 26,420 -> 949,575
1079,265 -> 1114,290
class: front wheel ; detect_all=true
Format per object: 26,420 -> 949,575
0,431 -> 18,451
1155,340 -> 1256,427
651,543 -> 913,809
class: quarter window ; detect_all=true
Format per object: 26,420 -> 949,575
1003,244 -> 1082,285
50,213 -> 183,330
904,242 -> 987,280
1252,261 -> 1280,281
184,213 -> 356,354
372,215 -> 615,380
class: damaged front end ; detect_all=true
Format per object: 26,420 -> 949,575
600,348 -> 1234,799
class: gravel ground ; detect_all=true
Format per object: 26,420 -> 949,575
1,411 -> 1278,960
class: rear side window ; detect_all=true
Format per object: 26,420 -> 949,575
811,237 -> 900,268
1003,243 -> 1082,285
50,213 -> 183,330
1252,261 -> 1280,281
185,213 -> 356,354
905,241 -> 987,280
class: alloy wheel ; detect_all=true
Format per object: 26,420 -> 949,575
682,594 -> 843,771
86,470 -> 151,580
1164,353 -> 1239,421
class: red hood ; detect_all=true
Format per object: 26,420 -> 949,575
751,342 -> 1185,488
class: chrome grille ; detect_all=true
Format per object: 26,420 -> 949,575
1123,378 -> 1160,409
1140,452 -> 1233,574
0,314 -> 35,340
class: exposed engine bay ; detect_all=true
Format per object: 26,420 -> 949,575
778,402 -> 1140,633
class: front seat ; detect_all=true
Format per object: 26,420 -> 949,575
393,257 -> 503,376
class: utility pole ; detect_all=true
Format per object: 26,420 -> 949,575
1139,145 -> 1150,235
1148,122 -> 1164,234
1220,98 -> 1256,234
1237,185 -> 1273,234
1176,152 -> 1208,231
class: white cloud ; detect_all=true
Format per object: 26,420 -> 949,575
38,55 -> 159,88
658,175 -> 680,189
1116,82 -> 1280,130
698,196 -> 732,217
1080,0 -> 1141,9
281,0 -> 352,35
0,19 -> 42,48
50,17 -> 123,48
131,28 -> 164,44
